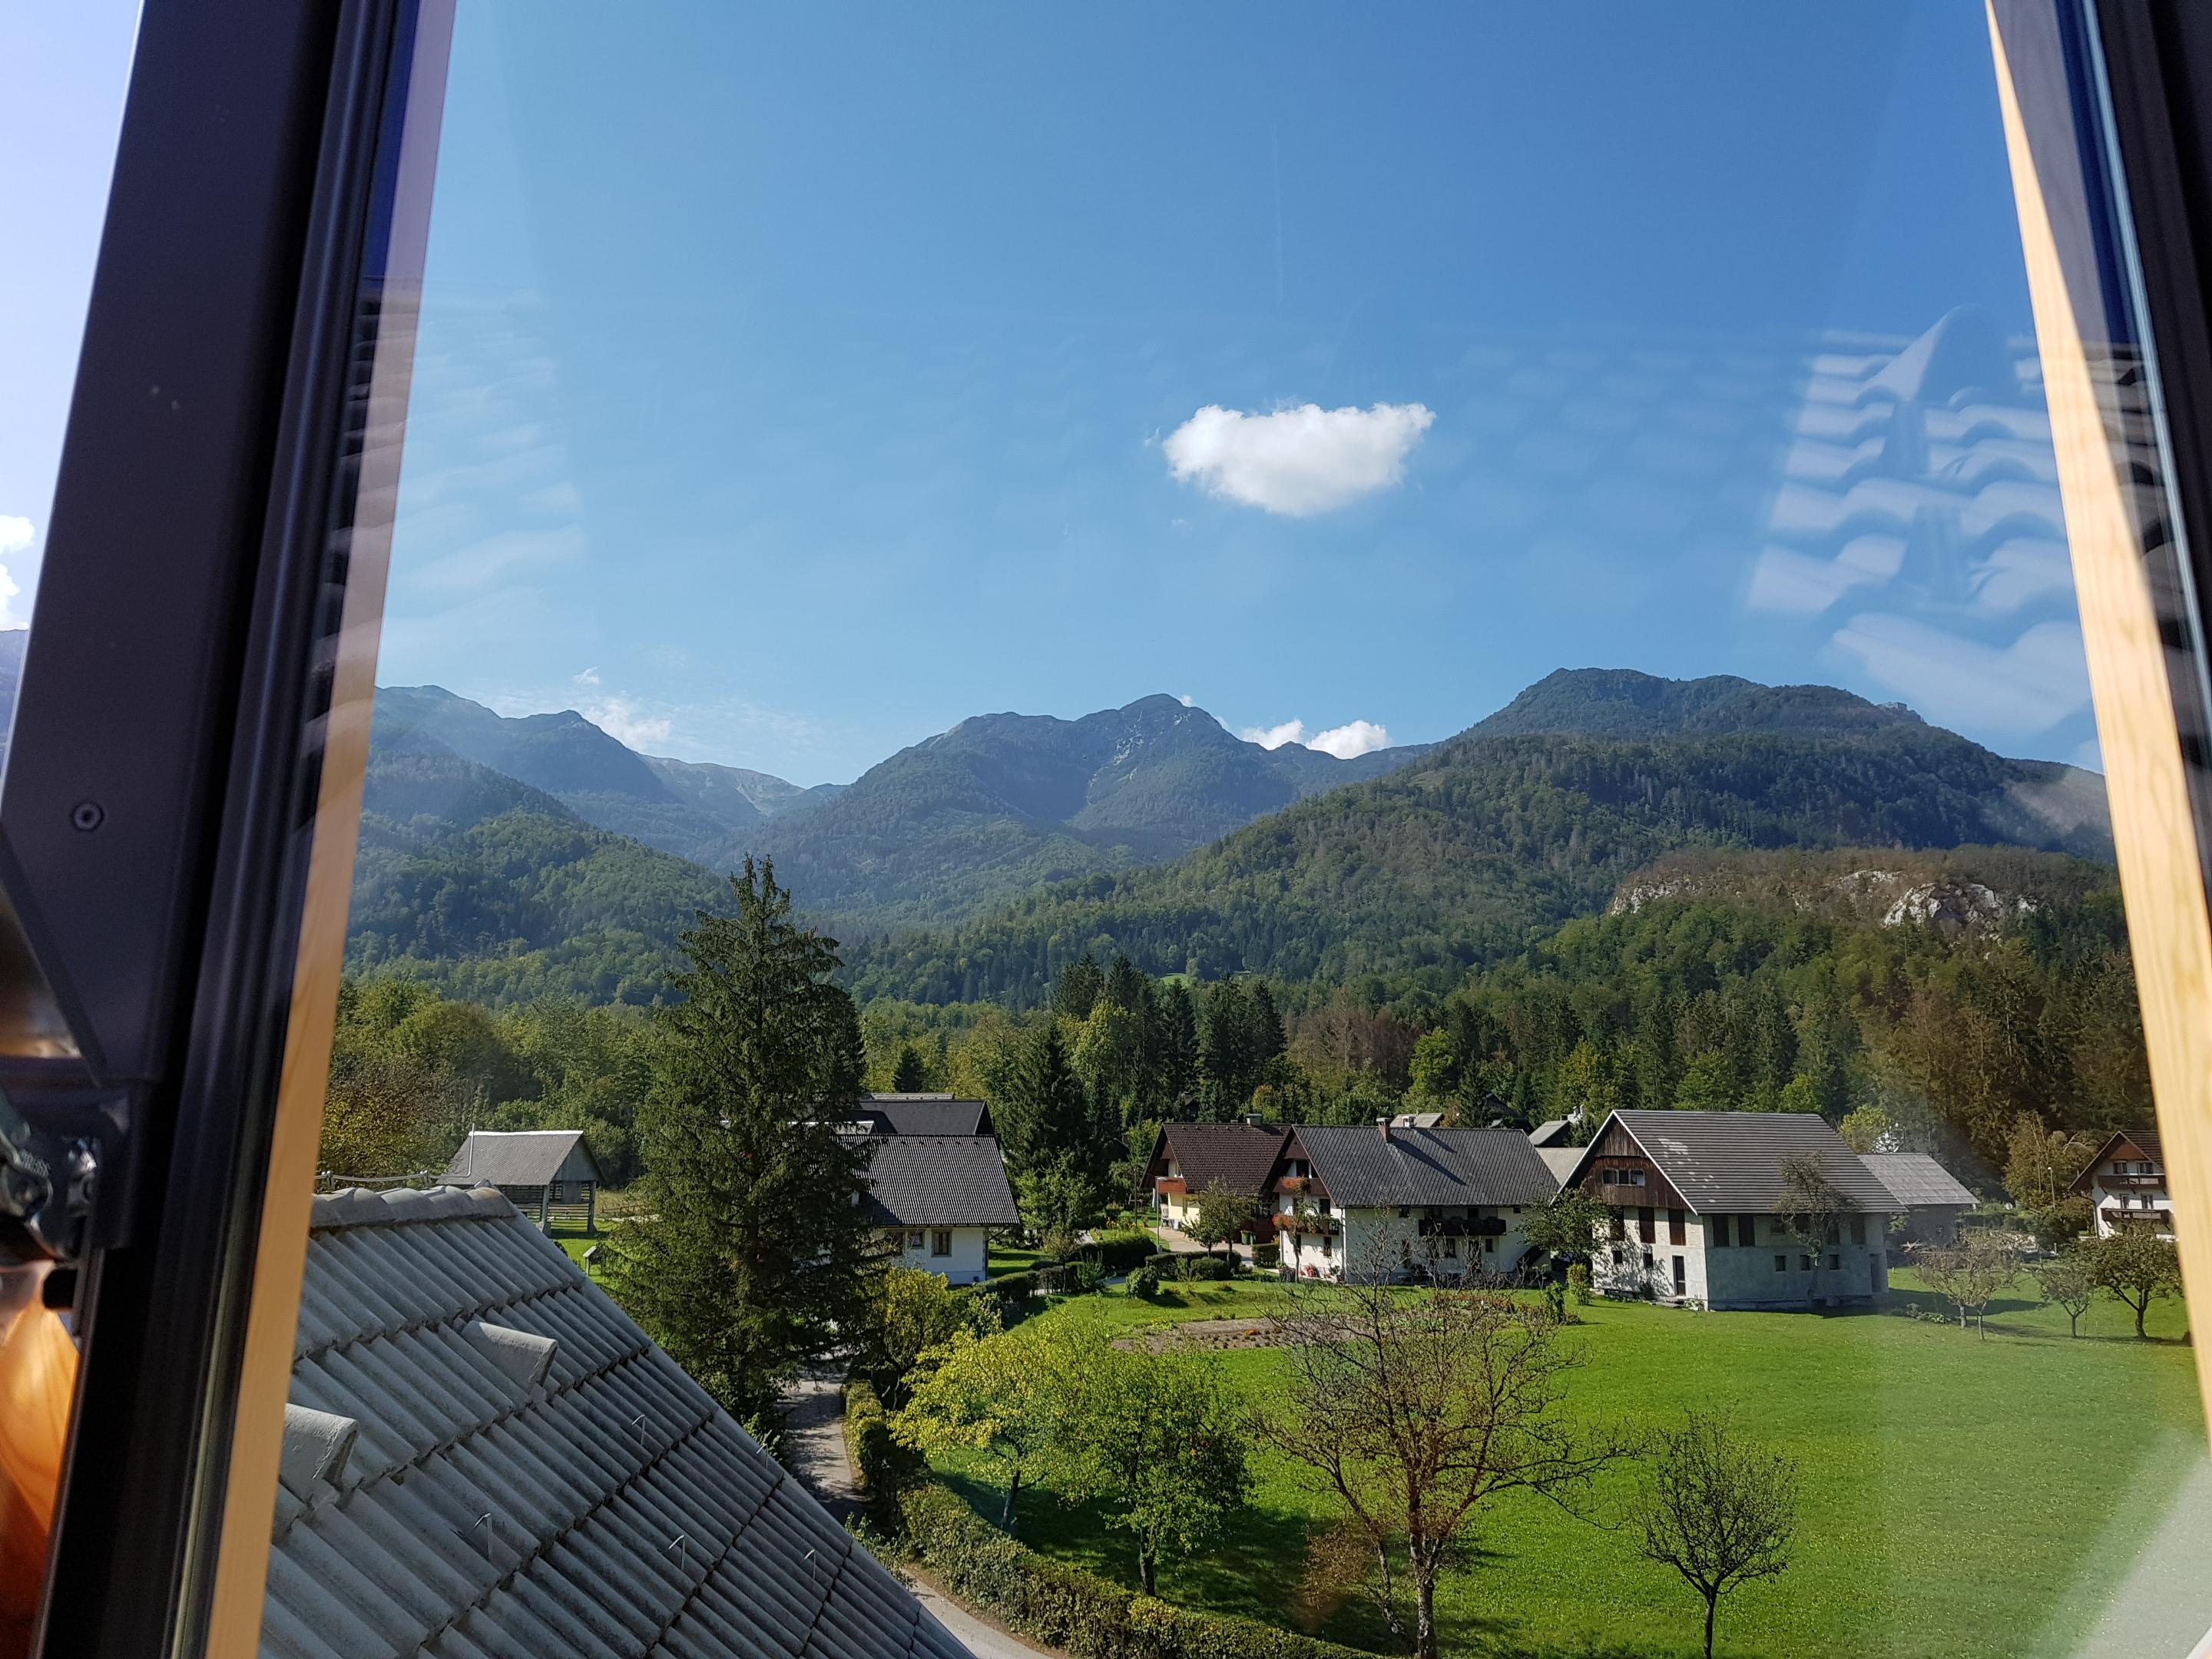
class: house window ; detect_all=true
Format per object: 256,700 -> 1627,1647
1828,1253 -> 1839,1272
1849,1216 -> 1866,1246
1483,1236 -> 1495,1253
1609,1210 -> 1625,1241
931,1230 -> 952,1257
1642,1250 -> 1654,1270
1637,1207 -> 1655,1243
1744,1215 -> 1761,1245
1442,1237 -> 1457,1259
1710,1216 -> 1728,1248
1800,1254 -> 1814,1271
1671,1257 -> 1685,1296
1322,1234 -> 1333,1255
1399,1207 -> 1410,1218
1667,1209 -> 1685,1246
907,1230 -> 924,1250
1774,1255 -> 1788,1273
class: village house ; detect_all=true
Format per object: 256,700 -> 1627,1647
1141,1119 -> 1288,1243
1263,1120 -> 1561,1282
2069,1127 -> 2174,1239
1859,1151 -> 1976,1243
1559,1111 -> 1899,1309
438,1128 -> 603,1233
263,1184 -> 967,1658
863,1134 -> 1020,1285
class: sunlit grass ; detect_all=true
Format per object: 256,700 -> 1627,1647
931,1270 -> 2202,1658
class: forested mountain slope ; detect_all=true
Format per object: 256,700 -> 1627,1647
750,693 -> 1435,926
843,698 -> 2114,1005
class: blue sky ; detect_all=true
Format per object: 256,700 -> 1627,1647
18,5 -> 2094,786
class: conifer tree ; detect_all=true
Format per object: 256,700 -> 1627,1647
890,1041 -> 932,1092
612,857 -> 879,1430
1055,954 -> 1105,1022
1154,981 -> 1201,1114
1008,1022 -> 1108,1181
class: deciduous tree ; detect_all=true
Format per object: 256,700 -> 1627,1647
1057,1334 -> 1253,1596
2091,1226 -> 2182,1339
1263,1251 -> 1624,1659
1188,1177 -> 1257,1259
1916,1231 -> 2020,1337
893,1320 -> 1084,1530
2036,1250 -> 2098,1338
1774,1157 -> 1844,1306
1634,1409 -> 1800,1659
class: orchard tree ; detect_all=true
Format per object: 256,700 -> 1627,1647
2091,1226 -> 2182,1338
1263,1247 -> 1624,1659
1916,1231 -> 2021,1337
894,1321 -> 1083,1530
1058,1334 -> 1253,1596
858,1267 -> 991,1407
2037,1251 -> 2098,1337
1189,1177 -> 1257,1259
1774,1157 -> 1845,1306
1635,1410 -> 1800,1659
611,858 -> 879,1430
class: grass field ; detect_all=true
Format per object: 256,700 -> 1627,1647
929,1270 -> 2206,1659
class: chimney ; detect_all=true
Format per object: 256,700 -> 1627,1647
1244,1114 -> 1263,1128
1376,1116 -> 1391,1141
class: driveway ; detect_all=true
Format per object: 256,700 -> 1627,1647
778,1366 -> 1063,1659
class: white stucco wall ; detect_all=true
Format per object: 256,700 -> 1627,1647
886,1226 -> 991,1285
1592,1210 -> 1891,1309
1275,1200 -> 1538,1281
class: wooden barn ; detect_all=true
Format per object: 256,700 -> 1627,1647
440,1130 -> 604,1232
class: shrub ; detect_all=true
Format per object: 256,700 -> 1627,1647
1177,1254 -> 1232,1283
1569,1263 -> 1593,1306
992,1270 -> 1039,1302
1073,1258 -> 1109,1295
844,1379 -> 922,1531
1127,1266 -> 1162,1300
1253,1243 -> 1280,1272
898,1482 -> 1370,1659
1144,1252 -> 1180,1273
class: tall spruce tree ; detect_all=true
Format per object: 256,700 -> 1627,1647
890,1041 -> 932,1092
1154,981 -> 1201,1116
1055,954 -> 1105,1022
1103,954 -> 1148,1012
611,857 -> 878,1430
1008,1022 -> 1109,1182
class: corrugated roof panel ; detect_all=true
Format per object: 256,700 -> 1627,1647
263,1186 -> 966,1659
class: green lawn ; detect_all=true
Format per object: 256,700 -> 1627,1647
988,1241 -> 1058,1277
548,1218 -> 608,1272
929,1272 -> 2205,1658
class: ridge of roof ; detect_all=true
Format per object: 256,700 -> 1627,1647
309,1183 -> 515,1231
1569,1111 -> 1897,1214
1289,1124 -> 1559,1208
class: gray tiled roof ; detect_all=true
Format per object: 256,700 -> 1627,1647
1580,1111 -> 1897,1214
1859,1152 -> 1975,1208
853,1098 -> 995,1137
438,1130 -> 599,1188
263,1184 -> 969,1659
862,1137 -> 1020,1229
1158,1123 -> 1289,1196
1537,1146 -> 1583,1186
1293,1126 -> 1561,1209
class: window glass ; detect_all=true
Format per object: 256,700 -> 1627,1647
275,8 -> 2212,1659
0,5 -> 137,789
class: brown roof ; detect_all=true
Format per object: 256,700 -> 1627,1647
2068,1126 -> 2164,1195
1150,1122 -> 1288,1197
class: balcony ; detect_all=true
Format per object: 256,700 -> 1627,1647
2100,1173 -> 2164,1190
1277,1174 -> 1308,1194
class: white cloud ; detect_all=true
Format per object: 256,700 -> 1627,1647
1308,719 -> 1392,759
0,518 -> 32,629
1242,718 -> 1306,750
1177,693 -> 1195,707
574,666 -> 601,686
581,694 -> 674,750
1163,401 -> 1435,516
1830,615 -> 2088,736
0,517 -> 31,555
1240,717 -> 1392,758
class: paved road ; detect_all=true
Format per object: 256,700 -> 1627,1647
778,1366 -> 1062,1659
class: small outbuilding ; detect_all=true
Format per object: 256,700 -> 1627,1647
439,1130 -> 604,1233
1859,1152 -> 1976,1243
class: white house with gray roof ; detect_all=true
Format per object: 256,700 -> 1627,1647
862,1135 -> 1019,1285
1559,1111 -> 1899,1310
262,1183 -> 969,1659
1264,1121 -> 1561,1283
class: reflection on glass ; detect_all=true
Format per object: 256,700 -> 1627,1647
277,8 -> 2207,1659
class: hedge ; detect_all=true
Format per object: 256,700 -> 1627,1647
1083,1230 -> 1160,1272
843,1378 -> 920,1531
1175,1254 -> 1233,1283
899,1482 -> 1372,1659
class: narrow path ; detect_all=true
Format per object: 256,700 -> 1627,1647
777,1365 -> 1065,1659
779,1363 -> 862,1524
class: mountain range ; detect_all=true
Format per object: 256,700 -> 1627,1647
344,668 -> 2112,1005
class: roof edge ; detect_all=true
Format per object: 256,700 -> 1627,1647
310,1184 -> 518,1232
